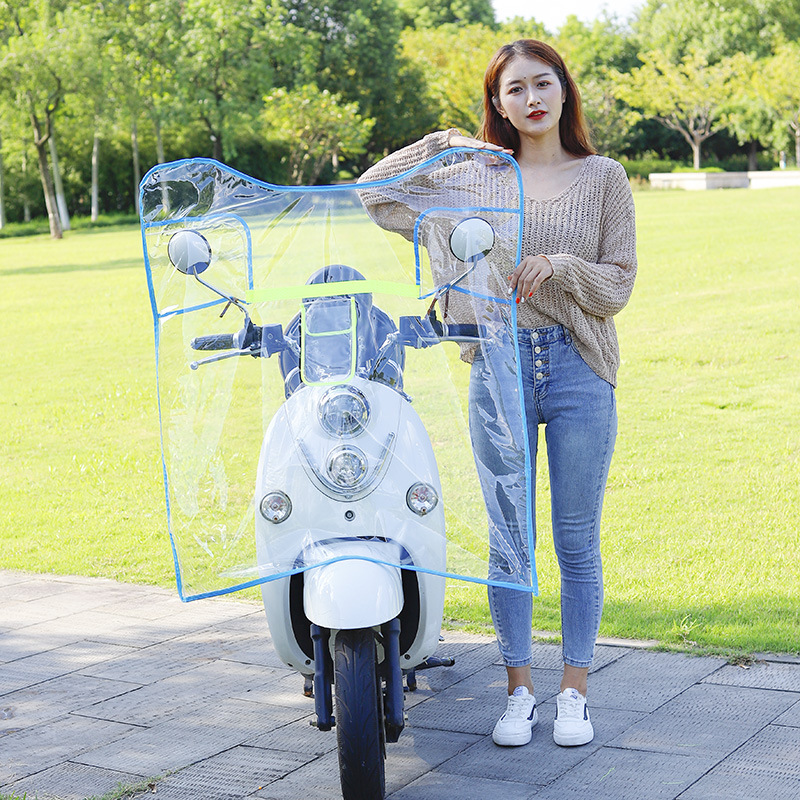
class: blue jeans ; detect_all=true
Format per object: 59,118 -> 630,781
469,325 -> 617,668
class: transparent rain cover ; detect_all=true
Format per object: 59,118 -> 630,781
140,152 -> 536,601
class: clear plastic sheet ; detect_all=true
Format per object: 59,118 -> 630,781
140,151 -> 536,601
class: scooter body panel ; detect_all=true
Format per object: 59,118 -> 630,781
256,377 -> 446,675
303,558 -> 403,629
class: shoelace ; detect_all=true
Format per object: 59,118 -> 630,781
557,692 -> 585,719
504,693 -> 534,719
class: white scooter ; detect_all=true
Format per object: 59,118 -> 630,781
165,219 -> 493,800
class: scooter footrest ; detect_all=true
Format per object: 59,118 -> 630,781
414,655 -> 456,671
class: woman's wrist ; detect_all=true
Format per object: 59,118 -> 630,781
445,128 -> 462,148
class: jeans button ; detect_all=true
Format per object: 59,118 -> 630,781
535,360 -> 542,367
534,346 -> 542,354
536,372 -> 544,380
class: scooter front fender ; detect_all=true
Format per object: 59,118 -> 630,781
304,559 -> 403,629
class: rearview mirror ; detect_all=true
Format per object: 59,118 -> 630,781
449,217 -> 495,263
167,230 -> 212,275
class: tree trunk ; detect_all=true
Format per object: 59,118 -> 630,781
131,118 -> 141,216
211,132 -> 223,162
692,137 -> 701,170
34,139 -> 62,238
30,111 -> 62,239
22,147 -> 31,222
0,128 -> 6,229
155,117 -> 166,165
48,129 -> 70,231
154,116 -> 169,211
747,140 -> 758,171
795,126 -> 800,168
91,132 -> 100,222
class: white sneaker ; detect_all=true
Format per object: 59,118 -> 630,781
553,688 -> 594,746
492,686 -> 538,746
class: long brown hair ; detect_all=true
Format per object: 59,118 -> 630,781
477,40 -> 595,157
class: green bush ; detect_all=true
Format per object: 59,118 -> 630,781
617,156 -> 681,180
673,165 -> 725,172
0,213 -> 138,239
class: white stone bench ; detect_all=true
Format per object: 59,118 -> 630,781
649,171 -> 800,190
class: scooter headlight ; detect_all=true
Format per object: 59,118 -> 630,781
327,446 -> 368,489
406,482 -> 438,516
260,491 -> 292,524
318,386 -> 370,438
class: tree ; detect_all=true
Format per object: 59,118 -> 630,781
761,43 -> 800,167
263,84 -> 374,184
0,101 -> 41,222
0,124 -> 6,228
282,0 -> 407,158
397,0 -> 495,29
0,1 -> 74,237
174,0 -> 311,163
720,55 -> 775,171
633,0 -> 787,62
612,49 -> 748,169
555,15 -> 639,158
102,0 -> 184,215
400,20 -> 546,136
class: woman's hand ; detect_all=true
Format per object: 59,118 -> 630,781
448,134 -> 513,155
508,255 -> 554,302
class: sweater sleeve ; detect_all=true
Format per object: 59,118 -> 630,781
357,129 -> 460,241
545,161 -> 637,318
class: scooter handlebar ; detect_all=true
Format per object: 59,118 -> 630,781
191,333 -> 237,351
398,314 -> 487,348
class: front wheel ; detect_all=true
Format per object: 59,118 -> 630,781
334,628 -> 385,800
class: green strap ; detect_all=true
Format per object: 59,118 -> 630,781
300,297 -> 357,386
245,280 -> 420,303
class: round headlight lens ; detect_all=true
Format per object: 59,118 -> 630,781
327,446 -> 368,489
406,482 -> 439,516
260,491 -> 292,524
318,386 -> 370,438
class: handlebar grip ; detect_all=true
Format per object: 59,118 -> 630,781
191,333 -> 236,351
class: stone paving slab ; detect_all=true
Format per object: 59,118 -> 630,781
436,704 -> 646,786
250,726 -> 483,800
676,723 -> 800,799
3,761 -> 144,800
151,744 -> 315,800
404,663 -> 528,735
581,649 -> 726,712
680,725 -> 800,800
3,570 -> 800,800
74,697 -> 297,776
0,673 -> 139,732
0,713 -> 137,785
775,698 -> 800,727
529,747 -> 718,800
609,683 -> 800,760
0,640 -> 135,693
82,659 -> 288,727
246,710 -> 338,756
703,660 -> 800,691
79,624 -> 284,685
387,771 -> 541,800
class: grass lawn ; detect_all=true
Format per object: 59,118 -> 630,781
2,187 -> 799,657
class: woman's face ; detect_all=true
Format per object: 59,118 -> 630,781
493,56 -> 565,142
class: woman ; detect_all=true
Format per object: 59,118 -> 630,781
359,39 -> 637,748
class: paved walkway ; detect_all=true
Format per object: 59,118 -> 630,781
1,570 -> 799,800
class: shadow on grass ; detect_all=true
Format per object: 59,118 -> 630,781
1,257 -> 141,277
0,217 -> 139,240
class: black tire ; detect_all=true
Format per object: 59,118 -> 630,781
334,628 -> 385,800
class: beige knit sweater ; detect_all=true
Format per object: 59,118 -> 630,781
358,130 -> 637,387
